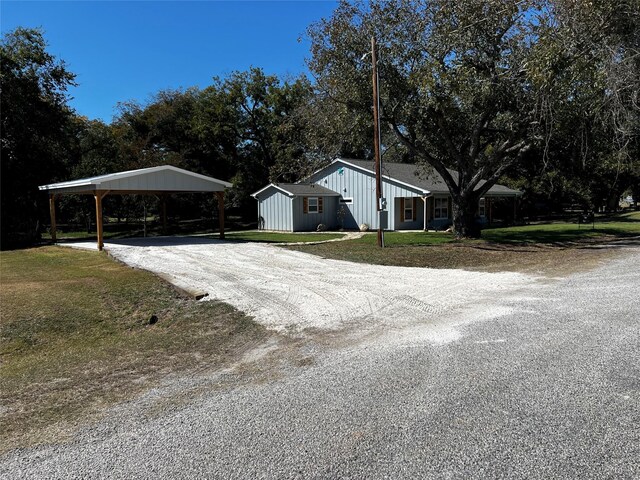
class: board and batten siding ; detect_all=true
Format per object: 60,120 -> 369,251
256,189 -> 293,231
309,162 -> 425,229
292,196 -> 339,231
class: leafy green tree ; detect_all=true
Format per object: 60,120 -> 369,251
503,0 -> 640,215
73,119 -> 121,177
112,89 -> 203,171
306,0 -> 638,235
543,0 -> 639,211
194,68 -> 312,213
56,118 -> 123,230
307,1 -> 550,236
104,69 -> 312,219
1,27 -> 77,247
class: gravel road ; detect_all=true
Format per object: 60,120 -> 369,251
2,239 -> 638,478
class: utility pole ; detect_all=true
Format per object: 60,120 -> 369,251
371,36 -> 384,248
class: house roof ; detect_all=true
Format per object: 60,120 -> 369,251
337,158 -> 521,196
252,183 -> 341,198
39,165 -> 232,195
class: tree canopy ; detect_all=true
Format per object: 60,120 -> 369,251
1,9 -> 638,246
1,27 -> 77,246
306,0 -> 639,236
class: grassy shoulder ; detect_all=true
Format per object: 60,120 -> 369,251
44,229 -> 346,244
0,247 -> 269,453
289,212 -> 640,273
482,211 -> 640,244
222,231 -> 346,243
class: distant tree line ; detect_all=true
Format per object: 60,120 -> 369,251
2,0 -> 639,246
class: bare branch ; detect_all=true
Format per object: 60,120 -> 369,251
387,116 -> 458,192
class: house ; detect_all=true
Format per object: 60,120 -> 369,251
251,158 -> 521,231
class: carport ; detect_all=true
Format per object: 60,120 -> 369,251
39,165 -> 232,250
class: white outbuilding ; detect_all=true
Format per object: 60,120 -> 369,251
39,165 -> 232,250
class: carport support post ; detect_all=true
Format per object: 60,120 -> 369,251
422,196 -> 427,231
94,190 -> 108,251
161,194 -> 168,234
49,194 -> 57,243
216,191 -> 225,239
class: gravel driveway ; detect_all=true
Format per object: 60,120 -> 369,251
95,236 -> 534,335
2,239 -> 638,478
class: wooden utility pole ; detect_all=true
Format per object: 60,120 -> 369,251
49,194 -> 57,243
371,37 -> 384,248
94,191 -> 108,251
160,194 -> 168,234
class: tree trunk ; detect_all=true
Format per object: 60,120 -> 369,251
452,194 -> 481,238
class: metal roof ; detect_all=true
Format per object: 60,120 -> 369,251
252,183 -> 341,198
39,165 -> 232,195
338,159 -> 521,196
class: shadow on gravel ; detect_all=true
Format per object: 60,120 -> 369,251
581,236 -> 640,249
105,236 -> 234,247
105,235 -> 332,247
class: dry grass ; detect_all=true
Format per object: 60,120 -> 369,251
290,235 -> 634,275
0,247 -> 270,453
290,212 -> 640,275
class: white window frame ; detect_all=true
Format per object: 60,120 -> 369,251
479,198 -> 486,217
434,197 -> 448,219
404,197 -> 414,221
308,197 -> 319,214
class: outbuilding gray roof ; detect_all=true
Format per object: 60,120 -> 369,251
339,159 -> 521,196
252,183 -> 340,198
39,165 -> 232,195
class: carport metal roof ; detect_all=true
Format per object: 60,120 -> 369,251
39,165 -> 232,250
39,165 -> 232,195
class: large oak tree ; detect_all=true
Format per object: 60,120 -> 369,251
307,0 -> 639,236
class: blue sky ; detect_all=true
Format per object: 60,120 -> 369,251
1,1 -> 338,122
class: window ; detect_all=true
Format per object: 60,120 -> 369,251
403,197 -> 414,221
434,197 -> 448,219
479,198 -> 486,217
303,197 -> 323,214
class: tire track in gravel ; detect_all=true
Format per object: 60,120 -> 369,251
163,247 -> 308,326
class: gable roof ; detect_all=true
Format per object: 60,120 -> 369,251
252,183 -> 341,198
39,165 -> 232,195
336,158 -> 520,196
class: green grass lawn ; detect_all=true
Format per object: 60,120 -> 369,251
483,211 -> 640,244
288,231 -> 465,267
222,231 -> 346,243
291,211 -> 639,271
0,247 -> 268,453
43,228 -> 346,244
